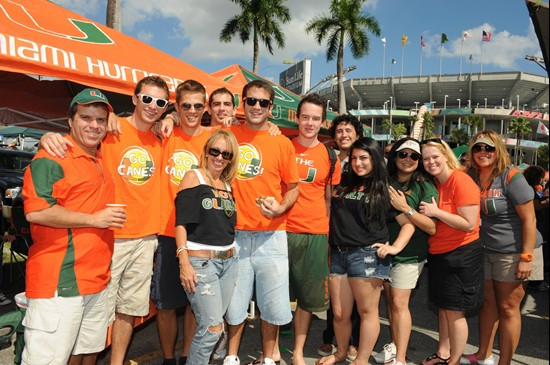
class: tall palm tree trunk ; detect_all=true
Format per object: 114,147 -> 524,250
253,26 -> 259,73
106,0 -> 121,31
337,31 -> 346,114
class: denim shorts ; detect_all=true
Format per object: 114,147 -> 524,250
330,245 -> 391,280
225,230 -> 292,326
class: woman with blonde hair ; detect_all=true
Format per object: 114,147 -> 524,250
175,129 -> 239,365
419,138 -> 482,365
460,130 -> 543,365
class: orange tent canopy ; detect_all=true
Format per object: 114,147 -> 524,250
0,0 -> 237,129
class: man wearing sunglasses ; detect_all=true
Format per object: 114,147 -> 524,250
39,76 -> 169,365
156,79 -> 212,365
224,80 -> 300,365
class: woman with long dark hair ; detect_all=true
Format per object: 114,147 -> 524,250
317,137 -> 414,365
374,138 -> 438,365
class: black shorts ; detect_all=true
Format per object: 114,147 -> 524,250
150,235 -> 188,310
428,239 -> 484,311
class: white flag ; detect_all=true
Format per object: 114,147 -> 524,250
537,121 -> 549,135
381,37 -> 386,45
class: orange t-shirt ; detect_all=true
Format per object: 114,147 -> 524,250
428,169 -> 480,254
231,124 -> 299,231
287,140 -> 341,234
23,136 -> 115,298
159,127 -> 212,237
102,117 -> 162,238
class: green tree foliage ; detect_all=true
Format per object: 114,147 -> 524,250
306,0 -> 380,114
422,111 -> 435,139
450,128 -> 469,146
392,123 -> 407,141
220,0 -> 291,73
464,114 -> 484,137
509,117 -> 532,165
536,144 -> 548,170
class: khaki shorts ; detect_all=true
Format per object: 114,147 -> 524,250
22,288 -> 108,364
107,235 -> 157,321
389,261 -> 426,289
484,246 -> 544,282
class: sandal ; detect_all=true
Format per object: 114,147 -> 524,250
422,353 -> 450,365
247,359 -> 281,365
315,353 -> 347,365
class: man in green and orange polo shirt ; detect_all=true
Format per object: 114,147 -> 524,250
22,89 -> 126,364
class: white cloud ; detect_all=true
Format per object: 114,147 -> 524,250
422,23 -> 540,69
51,0 -> 102,18
136,30 -> 153,43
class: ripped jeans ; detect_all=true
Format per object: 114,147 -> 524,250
185,255 -> 238,365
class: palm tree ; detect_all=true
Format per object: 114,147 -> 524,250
509,117 -> 532,165
220,0 -> 291,73
450,128 -> 469,145
306,0 -> 380,114
464,114 -> 484,137
106,0 -> 121,31
422,111 -> 435,139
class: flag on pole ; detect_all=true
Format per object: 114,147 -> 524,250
537,121 -> 549,135
482,31 -> 492,42
462,31 -> 471,40
441,33 -> 449,44
401,35 -> 408,46
421,35 -> 426,47
392,59 -> 397,64
381,37 -> 386,46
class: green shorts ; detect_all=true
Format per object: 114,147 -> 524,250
287,232 -> 330,312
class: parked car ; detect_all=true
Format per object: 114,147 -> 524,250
0,148 -> 35,229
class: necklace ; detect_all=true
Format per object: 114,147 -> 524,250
479,173 -> 494,195
202,168 -> 235,218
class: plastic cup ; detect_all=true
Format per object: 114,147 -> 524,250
106,204 -> 127,208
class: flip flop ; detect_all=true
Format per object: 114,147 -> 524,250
315,353 -> 347,365
422,353 -> 450,365
247,359 -> 281,365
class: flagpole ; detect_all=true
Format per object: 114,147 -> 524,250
420,42 -> 423,77
382,41 -> 386,81
479,37 -> 483,77
401,45 -> 405,78
459,38 -> 464,77
439,42 -> 443,78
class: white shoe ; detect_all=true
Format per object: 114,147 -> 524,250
223,355 -> 240,365
460,354 -> 495,365
373,343 -> 396,364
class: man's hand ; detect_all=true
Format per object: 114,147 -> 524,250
93,207 -> 126,229
159,115 -> 175,138
267,121 -> 281,136
256,196 -> 284,218
220,116 -> 241,128
40,133 -> 73,158
106,112 -> 122,136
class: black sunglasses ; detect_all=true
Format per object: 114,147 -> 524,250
208,147 -> 233,161
244,97 -> 271,108
472,144 -> 496,153
420,138 -> 442,145
397,151 -> 421,161
181,102 -> 205,111
137,93 -> 168,108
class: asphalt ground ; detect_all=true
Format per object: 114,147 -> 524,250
1,265 -> 548,364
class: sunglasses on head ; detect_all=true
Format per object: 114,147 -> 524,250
472,144 -> 496,153
137,93 -> 168,108
208,147 -> 233,161
244,97 -> 271,108
181,102 -> 205,111
420,138 -> 443,145
397,151 -> 421,161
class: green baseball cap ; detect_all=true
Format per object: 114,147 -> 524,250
70,88 -> 113,112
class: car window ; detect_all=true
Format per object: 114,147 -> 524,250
0,154 -> 33,170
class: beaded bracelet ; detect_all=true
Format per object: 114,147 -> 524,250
175,246 -> 188,258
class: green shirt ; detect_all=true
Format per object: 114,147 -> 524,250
388,179 -> 438,264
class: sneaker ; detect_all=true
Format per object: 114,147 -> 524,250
0,292 -> 11,306
347,345 -> 358,362
223,355 -> 240,365
459,354 -> 494,365
374,343 -> 396,364
317,343 -> 336,356
211,330 -> 228,361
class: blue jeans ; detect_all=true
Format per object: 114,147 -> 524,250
185,255 -> 238,365
330,246 -> 391,279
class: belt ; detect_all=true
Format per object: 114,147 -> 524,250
187,247 -> 236,260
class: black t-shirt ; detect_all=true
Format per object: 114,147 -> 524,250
329,181 -> 401,248
175,184 -> 236,246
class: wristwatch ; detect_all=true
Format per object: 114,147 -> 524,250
520,252 -> 534,262
406,208 -> 414,216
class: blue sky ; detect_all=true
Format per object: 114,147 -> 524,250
52,0 -> 546,90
